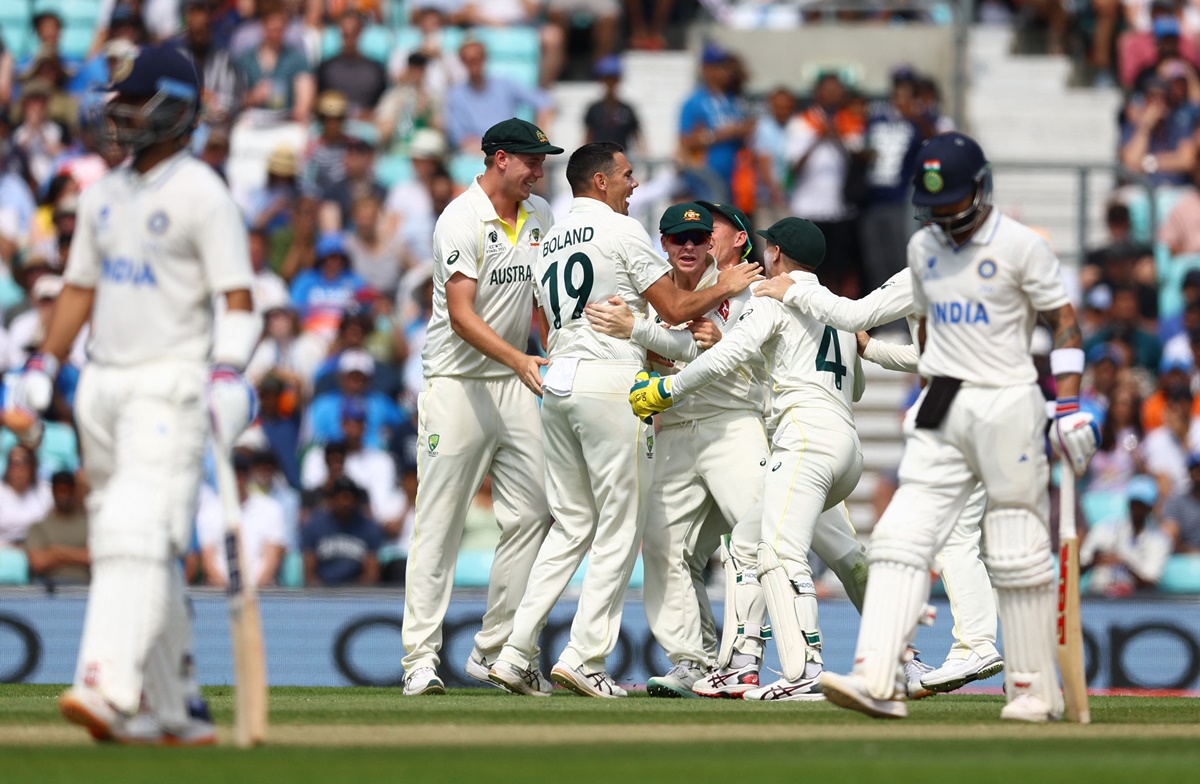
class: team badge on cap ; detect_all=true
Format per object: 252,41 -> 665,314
535,129 -> 549,143
683,209 -> 701,222
922,160 -> 944,193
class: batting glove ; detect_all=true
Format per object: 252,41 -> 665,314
205,364 -> 258,445
629,370 -> 673,422
1050,397 -> 1099,476
12,353 -> 57,415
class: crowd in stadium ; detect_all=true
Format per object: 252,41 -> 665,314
0,0 -> 1196,594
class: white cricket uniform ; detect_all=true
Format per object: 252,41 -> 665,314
785,268 -> 1000,662
496,197 -> 668,675
850,209 -> 1070,708
65,150 -> 254,725
402,175 -> 553,674
670,270 -> 866,659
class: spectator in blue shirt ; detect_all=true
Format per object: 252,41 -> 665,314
308,349 -> 403,449
1120,75 -> 1198,188
444,41 -> 554,153
678,44 -> 753,202
301,477 -> 383,586
290,234 -> 369,337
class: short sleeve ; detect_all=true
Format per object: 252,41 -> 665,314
199,184 -> 255,294
679,95 -> 704,134
195,490 -> 223,548
1163,494 -> 1184,523
433,207 -> 481,281
620,222 -> 672,293
1020,235 -> 1071,313
364,519 -> 385,551
62,187 -> 103,288
259,498 -> 288,546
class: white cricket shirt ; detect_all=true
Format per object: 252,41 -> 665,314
64,151 -> 254,366
422,175 -> 554,379
534,198 -> 671,362
672,271 -> 864,434
908,210 -> 1070,387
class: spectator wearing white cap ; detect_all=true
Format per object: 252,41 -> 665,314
1081,474 -> 1172,595
196,454 -> 288,588
7,275 -> 87,373
384,129 -> 449,265
307,348 -> 403,449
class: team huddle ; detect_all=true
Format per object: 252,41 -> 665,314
23,42 -> 1100,745
402,120 -> 1102,721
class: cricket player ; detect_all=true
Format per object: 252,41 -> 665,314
12,45 -> 258,744
820,132 -> 1098,722
488,143 -> 760,698
629,217 -> 866,701
754,265 -> 1006,695
401,119 -> 562,697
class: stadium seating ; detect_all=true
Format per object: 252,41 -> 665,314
1160,554 -> 1200,593
0,549 -> 29,585
319,24 -> 394,65
374,154 -> 414,188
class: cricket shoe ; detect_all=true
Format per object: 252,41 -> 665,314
692,664 -> 760,699
465,652 -> 502,690
488,660 -> 553,697
59,687 -> 128,742
403,666 -> 446,696
550,663 -> 626,698
122,712 -> 218,747
744,675 -> 825,702
920,651 -> 1004,694
904,654 -> 936,700
1000,694 -> 1060,723
819,672 -> 908,719
647,660 -> 705,699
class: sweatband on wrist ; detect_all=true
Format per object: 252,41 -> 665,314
1055,396 -> 1080,419
212,309 -> 262,371
1049,347 -> 1085,376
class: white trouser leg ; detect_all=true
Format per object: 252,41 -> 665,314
402,377 -> 496,672
811,503 -> 869,613
937,482 -> 998,660
473,379 -> 551,662
142,561 -> 191,730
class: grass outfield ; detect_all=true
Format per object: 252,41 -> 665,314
1,686 -> 1198,783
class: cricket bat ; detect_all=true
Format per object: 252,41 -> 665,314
1056,465 -> 1091,724
213,443 -> 269,747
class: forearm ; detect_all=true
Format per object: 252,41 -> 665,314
671,319 -> 766,398
631,319 -> 700,363
660,285 -> 732,326
1120,130 -> 1151,169
451,308 -> 526,370
863,339 -> 919,374
1043,304 -> 1083,398
788,284 -> 912,333
40,285 -> 94,361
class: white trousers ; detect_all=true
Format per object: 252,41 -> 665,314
642,412 -> 768,667
498,360 -> 652,674
72,361 -> 208,722
402,375 -> 550,672
937,482 -> 999,660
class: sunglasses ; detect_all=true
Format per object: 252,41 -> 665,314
666,230 -> 711,247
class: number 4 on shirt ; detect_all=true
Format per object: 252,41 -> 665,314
816,325 -> 846,390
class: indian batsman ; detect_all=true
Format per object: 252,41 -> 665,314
487,143 -> 760,698
12,45 -> 257,744
401,118 -> 561,696
629,217 -> 866,701
820,132 -> 1099,721
754,263 -> 1005,695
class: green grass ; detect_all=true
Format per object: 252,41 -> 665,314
1,686 -> 1198,783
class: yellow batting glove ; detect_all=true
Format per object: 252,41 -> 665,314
629,371 -> 673,422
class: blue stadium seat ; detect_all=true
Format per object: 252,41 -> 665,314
320,24 -> 393,65
1160,554 -> 1200,593
59,24 -> 92,59
1081,489 -> 1128,528
454,550 -> 492,587
0,4 -> 32,28
472,26 -> 539,61
0,27 -> 33,61
488,59 -> 540,91
0,548 -> 29,585
450,152 -> 485,186
278,550 -> 304,588
34,0 -> 99,26
1126,186 -> 1187,247
375,154 -> 413,188
1158,253 -> 1200,323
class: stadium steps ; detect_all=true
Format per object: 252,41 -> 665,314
967,25 -> 1123,262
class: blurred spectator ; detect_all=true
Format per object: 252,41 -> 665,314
546,0 -> 621,78
1089,0 -> 1121,87
242,145 -> 302,238
303,91 -> 352,196
1144,353 -> 1200,428
345,195 -> 406,296
384,7 -> 464,99
1087,381 -> 1146,492
23,471 -> 89,585
1142,383 -> 1194,494
1159,161 -> 1200,255
247,301 -> 326,399
1131,14 -> 1200,94
1119,75 -> 1197,187
177,0 -> 240,131
320,132 -> 386,231
26,10 -> 66,66
460,0 -> 563,86
0,445 -> 53,546
914,76 -> 954,133
197,455 -> 287,588
18,49 -> 81,139
461,476 -> 501,551
375,53 -> 440,153
1119,1 -> 1200,88
1162,299 -> 1200,358
317,11 -> 387,115
859,70 -> 932,291
13,80 -> 65,187
0,140 -> 37,264
754,87 -> 796,228
229,0 -> 314,58
1081,475 -> 1172,595
444,41 -> 554,153
247,229 -> 291,316
234,0 -> 315,123
246,445 -> 302,545
1083,286 -> 1162,371
1084,203 -> 1156,323
0,39 -> 12,108
290,233 -> 369,336
627,0 -> 673,50
255,374 -> 304,488
301,400 -> 404,536
679,44 -> 753,202
199,126 -> 231,177
301,476 -> 383,585
1082,342 -> 1125,417
93,0 -> 180,48
786,72 -> 866,296
1161,453 -> 1200,551
308,348 -> 403,448
583,56 -> 644,153
1080,285 -> 1114,340
384,129 -> 448,264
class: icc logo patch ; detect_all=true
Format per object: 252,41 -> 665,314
147,210 -> 170,235
978,259 -> 997,279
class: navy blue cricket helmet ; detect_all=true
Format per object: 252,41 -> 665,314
911,132 -> 992,239
101,43 -> 203,154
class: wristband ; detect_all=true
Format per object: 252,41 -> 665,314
1049,347 -> 1085,376
1055,396 -> 1080,419
212,309 -> 262,371
25,352 -> 60,380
